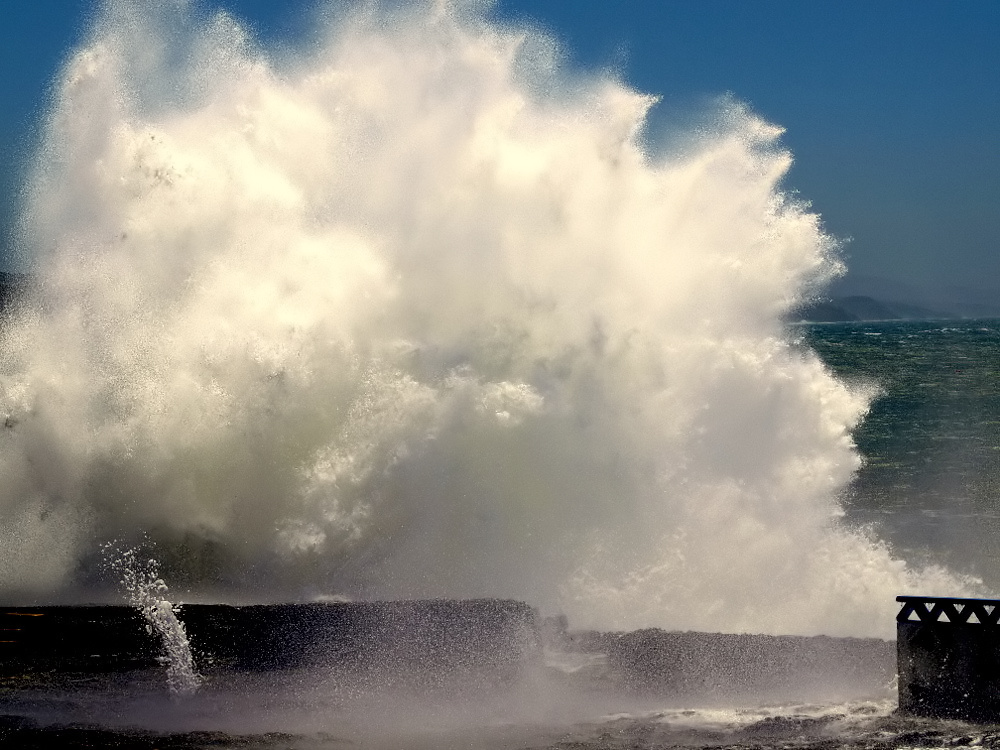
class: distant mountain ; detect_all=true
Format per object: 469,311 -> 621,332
789,295 -> 949,323
826,274 -> 928,303
818,273 -> 1000,320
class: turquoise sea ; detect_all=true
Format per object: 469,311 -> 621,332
803,318 -> 1000,590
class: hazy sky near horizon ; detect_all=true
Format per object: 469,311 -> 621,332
1,0 -> 997,293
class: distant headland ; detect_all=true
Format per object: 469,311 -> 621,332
791,273 -> 1000,322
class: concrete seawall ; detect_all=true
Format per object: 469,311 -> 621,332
553,627 -> 894,703
0,599 -> 539,691
2,600 -> 897,703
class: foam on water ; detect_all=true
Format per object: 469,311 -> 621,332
0,0 -> 973,636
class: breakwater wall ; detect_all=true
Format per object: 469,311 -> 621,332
556,627 -> 894,702
0,599 -> 538,690
1,600 -> 898,702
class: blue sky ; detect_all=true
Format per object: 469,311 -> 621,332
2,0 -> 998,296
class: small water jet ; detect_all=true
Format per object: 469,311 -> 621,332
102,543 -> 202,696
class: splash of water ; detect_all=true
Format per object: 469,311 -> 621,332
0,0 -> 973,636
102,543 -> 202,695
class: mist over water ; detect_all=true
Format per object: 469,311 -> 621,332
0,0 -> 970,637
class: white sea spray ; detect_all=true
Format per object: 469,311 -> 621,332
0,0 -> 976,637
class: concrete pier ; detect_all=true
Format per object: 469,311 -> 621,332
897,595 -> 1000,721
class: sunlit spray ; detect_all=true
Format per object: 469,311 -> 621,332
0,0 -> 973,637
102,542 -> 202,695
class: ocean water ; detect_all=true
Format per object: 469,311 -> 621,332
804,319 -> 1000,590
1,673 -> 998,749
0,695 -> 940,749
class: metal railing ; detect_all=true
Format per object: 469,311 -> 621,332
897,596 -> 1000,625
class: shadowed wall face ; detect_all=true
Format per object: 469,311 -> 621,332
897,597 -> 1000,721
0,600 -> 539,693
1,601 -> 895,709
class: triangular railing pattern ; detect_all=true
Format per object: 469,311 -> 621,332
897,596 -> 1000,625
